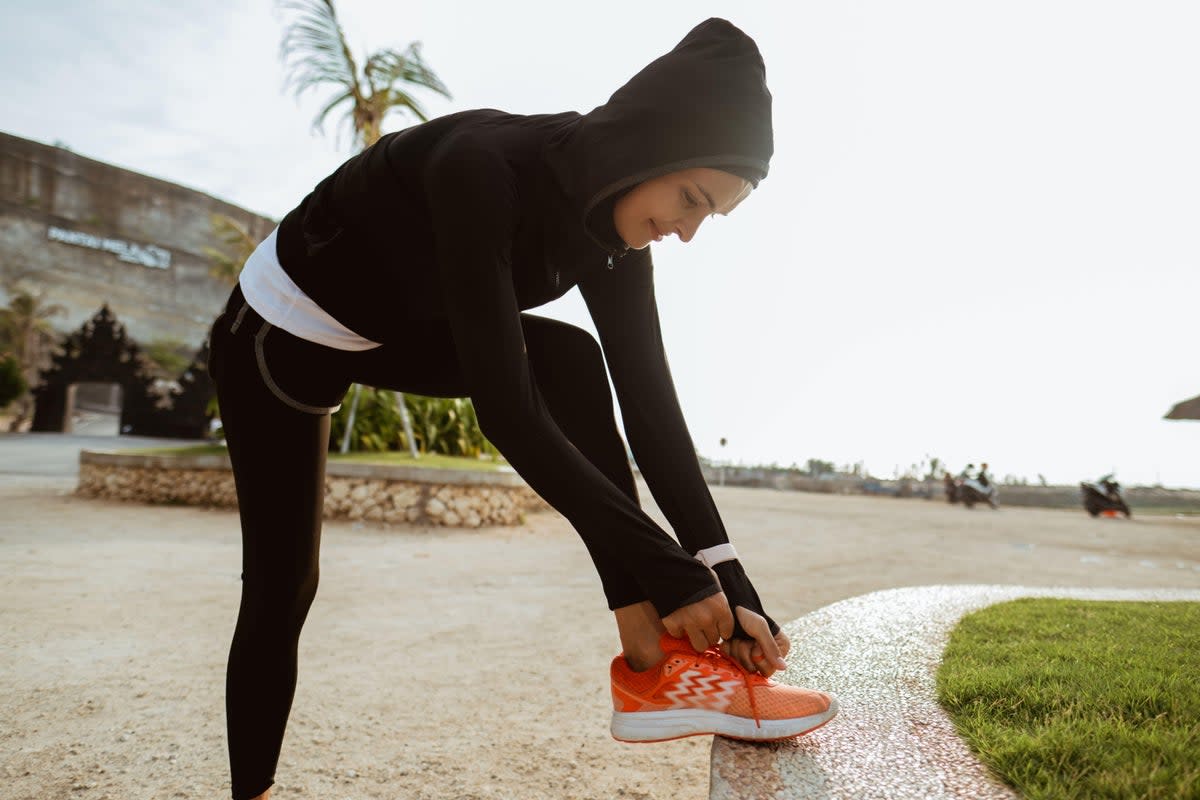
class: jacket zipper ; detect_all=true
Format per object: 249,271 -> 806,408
607,248 -> 629,270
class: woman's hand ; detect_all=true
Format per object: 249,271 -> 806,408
661,591 -> 734,652
721,606 -> 790,677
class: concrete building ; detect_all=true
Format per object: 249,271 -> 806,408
0,131 -> 275,349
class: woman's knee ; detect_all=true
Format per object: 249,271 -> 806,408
293,564 -> 320,608
243,561 -> 320,621
564,327 -> 607,377
524,317 -> 608,388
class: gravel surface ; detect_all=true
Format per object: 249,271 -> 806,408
2,471 -> 1198,800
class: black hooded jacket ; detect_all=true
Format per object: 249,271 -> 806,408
272,18 -> 777,627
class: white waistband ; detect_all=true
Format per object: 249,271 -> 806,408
238,226 -> 382,352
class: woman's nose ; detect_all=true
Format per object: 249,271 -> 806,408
678,215 -> 704,243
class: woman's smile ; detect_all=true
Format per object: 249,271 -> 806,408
614,167 -> 752,250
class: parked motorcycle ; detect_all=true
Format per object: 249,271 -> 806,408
1080,475 -> 1131,518
959,478 -> 998,509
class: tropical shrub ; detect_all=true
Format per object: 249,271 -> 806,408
143,338 -> 191,378
0,354 -> 26,409
328,387 -> 498,458
405,393 -> 497,458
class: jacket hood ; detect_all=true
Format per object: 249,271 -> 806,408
543,18 -> 774,250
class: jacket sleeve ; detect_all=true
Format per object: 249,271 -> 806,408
423,141 -> 719,617
579,248 -> 779,636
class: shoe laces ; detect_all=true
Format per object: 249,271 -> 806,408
692,645 -> 763,729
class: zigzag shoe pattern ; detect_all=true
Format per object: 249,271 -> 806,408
660,669 -> 739,711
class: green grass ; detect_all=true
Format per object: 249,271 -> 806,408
329,450 -> 506,472
121,445 -> 229,457
937,599 -> 1200,800
116,444 -> 506,472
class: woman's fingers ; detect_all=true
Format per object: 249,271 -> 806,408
661,592 -> 733,652
739,640 -> 765,675
735,606 -> 787,672
669,602 -> 790,676
775,629 -> 791,659
723,638 -> 776,677
689,627 -> 711,653
726,640 -> 747,672
717,605 -> 735,641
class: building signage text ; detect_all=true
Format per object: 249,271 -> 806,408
47,226 -> 171,270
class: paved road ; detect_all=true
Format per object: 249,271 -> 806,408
0,431 -> 197,477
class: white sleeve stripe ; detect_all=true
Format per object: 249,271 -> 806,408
694,543 -> 738,569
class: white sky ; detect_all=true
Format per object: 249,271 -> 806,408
3,1 -> 1198,487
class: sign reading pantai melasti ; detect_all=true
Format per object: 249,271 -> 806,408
47,225 -> 171,270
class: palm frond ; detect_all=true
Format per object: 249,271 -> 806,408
378,89 -> 429,123
204,214 -> 258,286
278,0 -> 363,134
363,43 -> 451,101
0,290 -> 64,367
5,292 -> 65,324
212,214 -> 257,250
202,247 -> 241,286
310,86 -> 358,144
277,1 -> 452,151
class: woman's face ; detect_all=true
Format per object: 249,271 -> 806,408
613,167 -> 751,250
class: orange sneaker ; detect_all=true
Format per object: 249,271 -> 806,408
610,633 -> 838,743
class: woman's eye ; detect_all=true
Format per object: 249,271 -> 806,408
683,190 -> 697,208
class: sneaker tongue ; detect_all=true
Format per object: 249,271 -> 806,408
658,632 -> 701,655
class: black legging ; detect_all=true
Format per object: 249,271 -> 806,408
208,285 -> 644,800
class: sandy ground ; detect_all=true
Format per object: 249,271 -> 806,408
2,474 -> 1199,800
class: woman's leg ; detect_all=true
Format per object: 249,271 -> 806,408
210,290 -> 347,800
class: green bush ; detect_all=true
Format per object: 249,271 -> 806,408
0,354 -> 27,409
329,386 -> 498,458
143,338 -> 192,378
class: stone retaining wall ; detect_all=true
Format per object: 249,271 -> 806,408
76,451 -> 550,527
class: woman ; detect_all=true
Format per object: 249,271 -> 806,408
208,18 -> 837,800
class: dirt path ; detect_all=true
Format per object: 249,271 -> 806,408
2,477 -> 1197,800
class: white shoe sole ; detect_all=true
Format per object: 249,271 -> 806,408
611,696 -> 839,743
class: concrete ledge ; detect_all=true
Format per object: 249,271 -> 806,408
710,585 -> 1200,800
76,449 -> 549,527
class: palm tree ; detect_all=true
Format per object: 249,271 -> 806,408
202,214 -> 259,286
278,0 -> 452,454
279,0 -> 451,150
0,289 -> 65,376
0,288 -> 65,431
